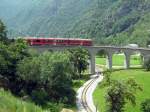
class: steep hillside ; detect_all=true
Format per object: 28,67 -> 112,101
0,0 -> 150,46
0,0 -> 95,37
103,13 -> 150,46
69,0 -> 150,46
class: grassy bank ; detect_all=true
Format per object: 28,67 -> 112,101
96,54 -> 142,66
0,73 -> 89,112
0,79 -> 86,112
0,89 -> 49,112
93,69 -> 150,112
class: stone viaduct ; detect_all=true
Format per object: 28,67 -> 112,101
31,45 -> 150,74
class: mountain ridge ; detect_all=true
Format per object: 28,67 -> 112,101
0,0 -> 150,46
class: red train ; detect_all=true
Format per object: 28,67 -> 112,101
25,37 -> 93,46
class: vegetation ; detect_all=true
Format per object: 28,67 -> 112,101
0,22 -> 26,81
141,99 -> 150,112
93,69 -> 150,112
0,37 -> 28,95
17,52 -> 76,105
0,89 -> 50,112
100,71 -> 142,112
68,47 -> 89,78
0,20 -> 7,43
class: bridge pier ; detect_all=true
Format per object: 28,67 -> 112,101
124,52 -> 131,69
106,52 -> 113,69
143,55 -> 150,64
89,53 -> 96,75
140,51 -> 150,65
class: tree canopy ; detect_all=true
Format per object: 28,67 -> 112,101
0,20 -> 7,43
68,47 -> 89,78
17,52 -> 75,104
101,71 -> 142,112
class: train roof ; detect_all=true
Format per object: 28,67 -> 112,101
24,37 -> 92,41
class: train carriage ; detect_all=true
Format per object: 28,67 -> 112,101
26,37 -> 93,46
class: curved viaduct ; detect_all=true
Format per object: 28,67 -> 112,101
31,45 -> 150,74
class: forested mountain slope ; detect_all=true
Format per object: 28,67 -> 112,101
0,0 -> 150,46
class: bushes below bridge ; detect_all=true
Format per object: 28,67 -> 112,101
17,52 -> 76,105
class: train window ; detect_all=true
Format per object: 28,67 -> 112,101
49,40 -> 53,42
57,40 -> 64,43
42,39 -> 53,43
45,40 -> 50,42
35,40 -> 40,42
41,39 -> 45,42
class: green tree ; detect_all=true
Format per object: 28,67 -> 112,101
68,47 -> 89,78
0,20 -> 7,43
0,20 -> 9,79
146,40 -> 150,46
101,71 -> 142,112
7,39 -> 28,74
141,99 -> 150,112
0,38 -> 28,94
0,42 -> 10,75
17,52 -> 75,104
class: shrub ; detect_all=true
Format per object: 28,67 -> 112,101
17,52 -> 76,104
102,71 -> 142,112
31,88 -> 48,105
141,99 -> 150,112
46,102 -> 63,112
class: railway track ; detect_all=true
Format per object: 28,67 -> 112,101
81,77 -> 98,112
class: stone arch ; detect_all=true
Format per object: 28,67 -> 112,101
113,49 -> 126,68
95,49 -> 108,68
122,49 -> 142,69
131,50 -> 143,67
105,48 -> 120,69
